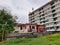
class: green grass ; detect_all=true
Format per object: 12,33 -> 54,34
0,33 -> 60,45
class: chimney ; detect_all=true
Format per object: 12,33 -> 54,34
32,8 -> 34,11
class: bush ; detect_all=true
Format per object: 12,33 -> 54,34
25,33 -> 37,38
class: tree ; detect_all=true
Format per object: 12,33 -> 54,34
0,9 -> 16,41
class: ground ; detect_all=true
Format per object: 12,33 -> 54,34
0,33 -> 60,45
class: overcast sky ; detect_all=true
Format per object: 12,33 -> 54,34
0,0 -> 51,23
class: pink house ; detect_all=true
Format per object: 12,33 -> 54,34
13,24 -> 46,33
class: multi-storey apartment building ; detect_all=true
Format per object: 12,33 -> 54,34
29,0 -> 60,32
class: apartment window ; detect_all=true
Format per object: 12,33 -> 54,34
54,22 -> 58,24
53,13 -> 57,17
40,22 -> 42,23
40,17 -> 45,20
52,10 -> 56,12
43,11 -> 44,13
45,20 -> 48,22
50,27 -> 54,29
29,14 -> 32,16
46,27 -> 50,30
39,8 -> 41,11
43,21 -> 45,23
39,15 -> 41,17
50,2 -> 54,5
39,12 -> 41,14
56,26 -> 59,29
32,18 -> 34,20
42,14 -> 44,16
51,6 -> 55,9
32,20 -> 35,22
53,17 -> 57,21
55,0 -> 58,2
41,8 -> 43,10
32,12 -> 34,15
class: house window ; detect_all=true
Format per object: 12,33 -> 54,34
40,29 -> 44,32
32,26 -> 35,29
28,26 -> 32,32
25,26 -> 26,29
20,27 -> 23,30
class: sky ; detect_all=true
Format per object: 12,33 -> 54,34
0,0 -> 51,23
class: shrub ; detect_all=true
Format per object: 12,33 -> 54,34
25,33 -> 37,38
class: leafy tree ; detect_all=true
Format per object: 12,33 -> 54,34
0,9 -> 16,41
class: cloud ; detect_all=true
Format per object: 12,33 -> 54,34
0,0 -> 51,23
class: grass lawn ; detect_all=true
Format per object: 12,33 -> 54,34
0,33 -> 60,45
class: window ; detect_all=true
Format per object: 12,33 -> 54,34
39,8 -> 41,11
45,20 -> 48,22
50,2 -> 54,5
40,17 -> 45,20
20,27 -> 23,30
42,14 -> 44,16
56,26 -> 59,29
53,13 -> 57,17
55,0 -> 58,2
46,27 -> 50,30
50,27 -> 54,29
39,12 -> 41,14
52,10 -> 55,12
54,22 -> 58,24
53,17 -> 57,21
32,20 -> 35,22
43,21 -> 45,23
40,22 -> 42,24
51,6 -> 55,9
39,15 -> 41,17
25,26 -> 26,29
40,29 -> 44,32
28,26 -> 32,32
41,8 -> 43,9
32,26 -> 35,29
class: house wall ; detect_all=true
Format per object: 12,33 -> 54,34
26,25 -> 37,32
14,24 -> 37,33
37,26 -> 45,32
